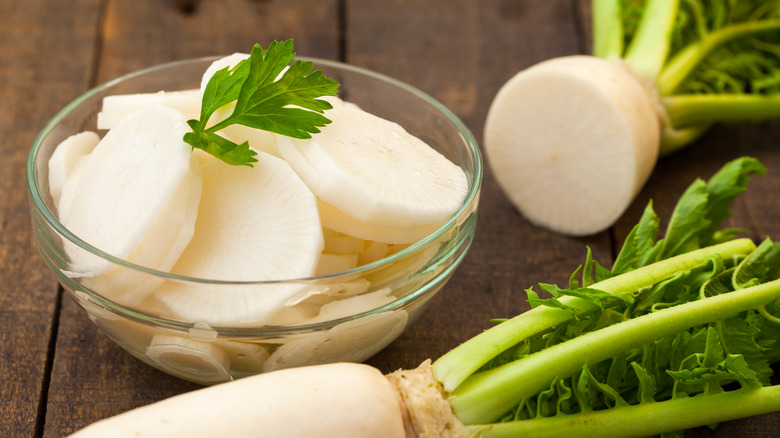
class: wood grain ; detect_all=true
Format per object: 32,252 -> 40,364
0,0 -> 102,436
0,0 -> 777,436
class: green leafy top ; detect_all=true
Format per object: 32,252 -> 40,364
592,0 -> 780,155
183,40 -> 340,166
435,157 -> 780,431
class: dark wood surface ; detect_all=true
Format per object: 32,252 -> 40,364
1,1 -> 777,436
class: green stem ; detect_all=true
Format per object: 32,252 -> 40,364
659,123 -> 712,156
663,94 -> 780,128
658,19 -> 780,95
449,276 -> 780,425
592,0 -> 623,60
432,239 -> 756,393
623,0 -> 681,80
468,385 -> 780,438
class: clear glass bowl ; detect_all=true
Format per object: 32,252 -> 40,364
26,56 -> 482,384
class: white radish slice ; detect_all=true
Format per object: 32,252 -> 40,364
264,306 -> 408,371
318,198 -> 439,244
216,125 -> 279,157
56,154 -> 91,223
311,287 -> 397,324
200,53 -> 249,91
323,228 -> 365,254
359,240 -> 391,265
61,105 -> 202,304
284,278 -> 372,307
145,335 -> 231,383
315,253 -> 359,276
68,362 -> 407,438
97,89 -> 201,130
277,96 -> 468,230
153,151 -> 324,325
484,55 -> 661,236
48,131 -> 99,206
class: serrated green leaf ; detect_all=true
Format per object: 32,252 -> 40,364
612,201 -> 661,274
184,39 -> 339,166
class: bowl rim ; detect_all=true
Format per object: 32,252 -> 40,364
26,55 -> 483,332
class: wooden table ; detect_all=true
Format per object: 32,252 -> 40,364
1,1 -> 778,436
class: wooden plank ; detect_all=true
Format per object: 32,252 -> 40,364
345,0 -> 613,374
42,1 -> 340,435
0,1 -> 102,436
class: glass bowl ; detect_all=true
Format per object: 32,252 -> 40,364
26,56 -> 482,384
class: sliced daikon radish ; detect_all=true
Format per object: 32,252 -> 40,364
200,52 -> 249,90
311,287 -> 397,324
323,228 -> 365,254
145,335 -> 231,383
219,340 -> 270,375
48,131 -> 99,206
264,304 -> 408,371
315,253 -> 359,276
318,199 -> 439,244
359,240 -> 391,265
284,278 -> 372,307
277,96 -> 468,231
97,89 -> 201,130
61,105 -> 202,304
56,154 -> 91,223
484,55 -> 661,236
153,151 -> 324,325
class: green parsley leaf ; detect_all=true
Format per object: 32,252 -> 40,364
184,39 -> 340,166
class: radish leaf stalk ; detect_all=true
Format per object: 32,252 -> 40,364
433,157 -> 779,435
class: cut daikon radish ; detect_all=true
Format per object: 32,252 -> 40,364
311,287 -> 397,324
200,53 -> 249,91
97,89 -> 201,130
264,304 -> 408,371
69,362 -> 407,438
61,105 -> 202,304
359,240 -> 391,265
56,154 -> 91,223
278,96 -> 468,231
315,253 -> 359,276
323,228 -> 365,254
48,131 -> 99,206
284,278 -> 372,307
145,335 -> 231,383
483,56 -> 661,236
318,199 -> 439,244
153,151 -> 323,325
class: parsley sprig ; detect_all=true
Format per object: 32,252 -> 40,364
183,40 -> 340,166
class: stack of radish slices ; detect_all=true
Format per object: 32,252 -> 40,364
49,54 -> 468,329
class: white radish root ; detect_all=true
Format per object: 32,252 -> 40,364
68,363 -> 410,438
484,55 -> 662,236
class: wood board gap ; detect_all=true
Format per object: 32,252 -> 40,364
32,285 -> 65,438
